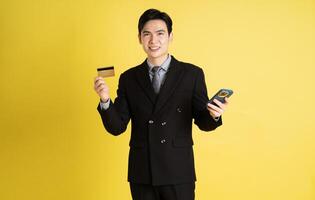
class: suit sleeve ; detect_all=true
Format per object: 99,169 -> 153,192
97,72 -> 131,136
192,68 -> 222,131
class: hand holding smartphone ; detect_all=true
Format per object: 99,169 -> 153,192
208,89 -> 233,107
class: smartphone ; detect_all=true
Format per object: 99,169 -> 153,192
208,89 -> 233,107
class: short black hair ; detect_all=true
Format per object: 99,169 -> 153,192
138,9 -> 173,35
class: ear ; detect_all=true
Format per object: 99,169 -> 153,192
138,34 -> 142,44
169,32 -> 173,42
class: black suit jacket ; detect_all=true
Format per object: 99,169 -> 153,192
97,56 -> 222,185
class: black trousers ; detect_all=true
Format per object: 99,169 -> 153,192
129,182 -> 195,200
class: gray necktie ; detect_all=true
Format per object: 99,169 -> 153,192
152,66 -> 161,94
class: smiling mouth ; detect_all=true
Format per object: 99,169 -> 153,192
149,47 -> 160,51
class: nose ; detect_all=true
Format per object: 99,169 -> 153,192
149,34 -> 157,44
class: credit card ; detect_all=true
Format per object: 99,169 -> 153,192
97,66 -> 115,77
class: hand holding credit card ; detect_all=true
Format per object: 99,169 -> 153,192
97,66 -> 115,77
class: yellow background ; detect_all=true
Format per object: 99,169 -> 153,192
1,0 -> 314,199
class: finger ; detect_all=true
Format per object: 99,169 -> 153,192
97,87 -> 107,95
94,77 -> 105,86
97,87 -> 106,94
94,81 -> 102,90
224,97 -> 229,104
207,107 -> 221,117
213,99 -> 223,107
94,79 -> 105,89
95,78 -> 105,85
213,99 -> 226,110
207,103 -> 223,114
95,82 -> 105,92
96,84 -> 107,92
94,76 -> 103,82
207,103 -> 219,110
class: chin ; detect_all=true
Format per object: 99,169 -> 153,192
152,51 -> 167,57
147,53 -> 161,59
151,54 -> 162,58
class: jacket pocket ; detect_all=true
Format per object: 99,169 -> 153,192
172,137 -> 194,147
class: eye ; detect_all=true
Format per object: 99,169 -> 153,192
142,32 -> 150,37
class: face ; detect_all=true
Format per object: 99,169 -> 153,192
139,19 -> 173,63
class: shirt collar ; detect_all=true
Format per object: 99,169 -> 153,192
147,54 -> 172,73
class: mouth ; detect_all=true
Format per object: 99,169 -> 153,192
149,46 -> 160,52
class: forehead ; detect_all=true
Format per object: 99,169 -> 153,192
142,19 -> 168,32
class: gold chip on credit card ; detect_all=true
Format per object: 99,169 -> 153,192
97,66 -> 115,77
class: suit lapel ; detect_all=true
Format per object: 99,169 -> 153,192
154,57 -> 185,114
135,61 -> 157,105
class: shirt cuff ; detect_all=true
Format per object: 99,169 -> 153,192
99,99 -> 110,110
213,116 -> 220,122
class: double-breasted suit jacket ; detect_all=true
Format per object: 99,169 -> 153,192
97,56 -> 222,186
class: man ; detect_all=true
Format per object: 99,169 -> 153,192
94,8 -> 229,200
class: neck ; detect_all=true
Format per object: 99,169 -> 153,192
147,54 -> 169,66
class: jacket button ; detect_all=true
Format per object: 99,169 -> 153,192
161,139 -> 166,144
177,108 -> 182,113
149,120 -> 154,124
161,122 -> 167,126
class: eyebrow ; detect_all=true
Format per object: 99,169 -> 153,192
142,29 -> 166,34
156,29 -> 166,33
